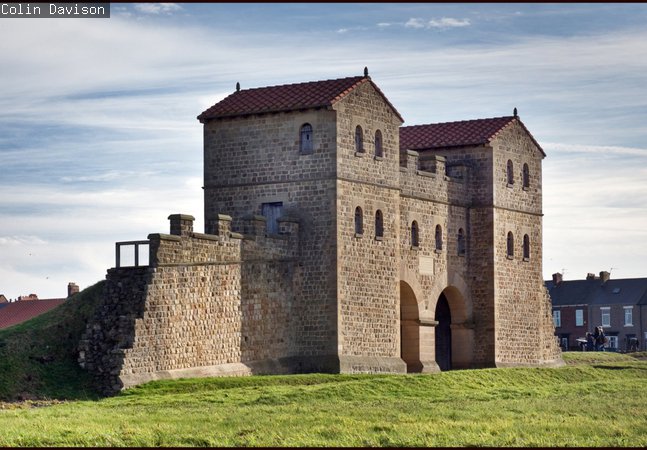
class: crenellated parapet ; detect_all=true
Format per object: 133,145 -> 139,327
399,149 -> 470,206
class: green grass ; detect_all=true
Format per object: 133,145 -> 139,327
1,357 -> 646,446
1,285 -> 646,446
0,281 -> 104,401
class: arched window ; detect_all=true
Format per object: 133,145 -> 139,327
507,231 -> 514,258
411,221 -> 419,248
435,225 -> 443,251
299,123 -> 313,154
374,129 -> 383,158
375,210 -> 384,238
523,234 -> 530,260
507,160 -> 514,185
355,125 -> 364,153
458,228 -> 466,256
355,207 -> 363,235
522,163 -> 530,189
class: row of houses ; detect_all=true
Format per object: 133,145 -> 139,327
0,282 -> 78,329
546,271 -> 647,352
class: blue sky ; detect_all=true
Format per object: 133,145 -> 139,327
1,3 -> 647,298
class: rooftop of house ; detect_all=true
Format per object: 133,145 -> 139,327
545,272 -> 647,307
0,298 -> 65,330
197,74 -> 403,123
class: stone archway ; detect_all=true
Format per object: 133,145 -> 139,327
433,286 -> 473,370
400,281 -> 421,373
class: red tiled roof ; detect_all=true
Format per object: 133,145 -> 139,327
0,299 -> 65,330
198,76 -> 404,123
400,116 -> 545,156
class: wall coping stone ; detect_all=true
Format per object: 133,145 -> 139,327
148,233 -> 182,242
167,214 -> 195,221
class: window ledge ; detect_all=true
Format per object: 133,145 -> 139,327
523,257 -> 530,262
458,252 -> 466,258
375,236 -> 383,241
355,151 -> 365,157
410,245 -> 419,251
506,183 -> 514,189
506,255 -> 514,260
374,155 -> 383,161
624,324 -> 634,327
522,186 -> 529,191
434,248 -> 443,254
354,233 -> 363,238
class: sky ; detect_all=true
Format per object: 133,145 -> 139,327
1,3 -> 647,299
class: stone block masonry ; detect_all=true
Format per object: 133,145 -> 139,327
79,213 -> 305,394
80,73 -> 562,395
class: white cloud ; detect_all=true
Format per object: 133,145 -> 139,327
133,3 -> 182,15
428,17 -> 471,28
405,18 -> 425,29
377,22 -> 391,28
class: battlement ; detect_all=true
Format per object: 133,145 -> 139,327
113,212 -> 300,270
399,149 -> 470,205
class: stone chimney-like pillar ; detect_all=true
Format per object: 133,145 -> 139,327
206,214 -> 232,236
552,273 -> 563,285
168,214 -> 195,237
67,282 -> 79,297
599,271 -> 610,284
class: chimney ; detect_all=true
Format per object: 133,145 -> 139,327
67,282 -> 79,297
586,273 -> 596,280
600,271 -> 610,284
552,273 -> 563,285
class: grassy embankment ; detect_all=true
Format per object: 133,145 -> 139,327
0,283 -> 646,446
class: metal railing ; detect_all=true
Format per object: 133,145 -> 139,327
115,240 -> 150,268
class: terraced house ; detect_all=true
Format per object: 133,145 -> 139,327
80,71 -> 562,394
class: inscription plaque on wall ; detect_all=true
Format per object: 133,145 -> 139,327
419,256 -> 434,275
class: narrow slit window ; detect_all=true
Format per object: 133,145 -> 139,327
355,125 -> 364,153
522,163 -> 530,189
458,228 -> 466,255
523,234 -> 530,260
507,159 -> 514,185
435,225 -> 443,251
411,221 -> 419,247
507,231 -> 514,258
375,210 -> 384,238
374,129 -> 383,157
355,207 -> 363,235
299,123 -> 313,154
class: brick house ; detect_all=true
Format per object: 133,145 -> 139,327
0,284 -> 78,330
80,71 -> 562,394
546,271 -> 647,351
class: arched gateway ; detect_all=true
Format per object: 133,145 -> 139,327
400,280 -> 474,373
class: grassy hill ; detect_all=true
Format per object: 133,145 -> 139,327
0,281 -> 104,401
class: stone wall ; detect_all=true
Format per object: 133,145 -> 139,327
79,214 -> 304,394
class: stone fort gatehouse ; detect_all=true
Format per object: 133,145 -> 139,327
79,71 -> 563,394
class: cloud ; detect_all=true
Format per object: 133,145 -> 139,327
133,3 -> 182,15
377,23 -> 391,28
428,17 -> 471,28
405,18 -> 426,29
